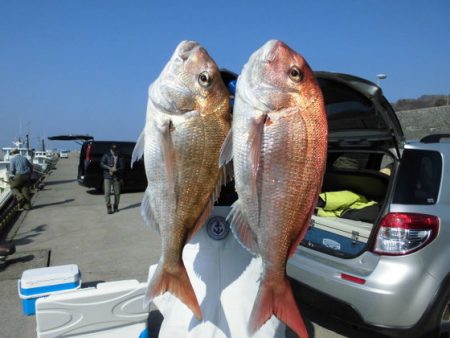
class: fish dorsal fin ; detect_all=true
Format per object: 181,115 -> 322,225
131,130 -> 145,168
228,200 -> 259,255
141,188 -> 160,234
212,161 -> 234,204
219,129 -> 233,167
158,120 -> 176,191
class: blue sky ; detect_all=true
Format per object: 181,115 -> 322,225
1,0 -> 449,150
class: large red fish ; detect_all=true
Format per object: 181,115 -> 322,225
221,40 -> 328,337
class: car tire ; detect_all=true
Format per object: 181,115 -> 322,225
96,181 -> 104,194
427,285 -> 450,338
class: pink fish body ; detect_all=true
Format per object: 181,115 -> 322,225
222,40 -> 328,337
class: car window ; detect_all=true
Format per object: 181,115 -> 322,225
92,142 -> 135,157
318,78 -> 388,132
393,149 -> 442,205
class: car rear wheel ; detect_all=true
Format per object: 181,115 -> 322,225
96,181 -> 104,194
440,296 -> 450,338
430,286 -> 450,338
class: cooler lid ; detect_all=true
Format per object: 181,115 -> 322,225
20,264 -> 80,289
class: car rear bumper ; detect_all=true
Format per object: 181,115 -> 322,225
287,246 -> 439,333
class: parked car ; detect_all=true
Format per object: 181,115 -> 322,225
286,72 -> 450,338
59,150 -> 70,159
77,140 -> 147,192
48,135 -> 147,192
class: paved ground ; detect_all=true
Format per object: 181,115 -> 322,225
0,156 -> 386,338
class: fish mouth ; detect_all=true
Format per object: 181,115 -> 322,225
260,40 -> 288,64
175,40 -> 201,62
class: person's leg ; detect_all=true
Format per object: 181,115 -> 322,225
10,175 -> 25,207
21,175 -> 32,209
112,178 -> 121,212
104,179 -> 113,214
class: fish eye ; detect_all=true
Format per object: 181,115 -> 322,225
198,71 -> 212,88
289,66 -> 304,82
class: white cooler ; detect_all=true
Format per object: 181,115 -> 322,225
18,264 -> 81,315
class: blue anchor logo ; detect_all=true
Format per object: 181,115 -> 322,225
206,216 -> 230,240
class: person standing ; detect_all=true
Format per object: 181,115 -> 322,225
9,148 -> 33,210
100,144 -> 125,214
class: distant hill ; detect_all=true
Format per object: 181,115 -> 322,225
392,94 -> 449,111
396,105 -> 450,140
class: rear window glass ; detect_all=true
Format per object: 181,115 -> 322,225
393,149 -> 442,205
318,78 -> 388,131
90,142 -> 135,156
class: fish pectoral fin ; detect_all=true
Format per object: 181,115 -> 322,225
131,130 -> 145,168
141,188 -> 160,233
219,129 -> 233,167
228,200 -> 259,255
249,114 -> 267,179
158,120 -> 176,191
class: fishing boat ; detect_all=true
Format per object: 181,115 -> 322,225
2,145 -> 33,163
33,151 -> 49,173
0,165 -> 12,209
0,164 -> 14,231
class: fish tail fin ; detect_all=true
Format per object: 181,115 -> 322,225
249,278 -> 308,338
144,263 -> 202,320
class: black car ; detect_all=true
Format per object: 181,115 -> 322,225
78,140 -> 147,192
48,135 -> 147,192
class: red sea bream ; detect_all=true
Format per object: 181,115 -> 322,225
221,40 -> 328,338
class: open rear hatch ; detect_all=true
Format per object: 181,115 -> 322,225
301,72 -> 405,258
48,135 -> 94,144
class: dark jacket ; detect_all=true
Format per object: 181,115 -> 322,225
100,152 -> 125,179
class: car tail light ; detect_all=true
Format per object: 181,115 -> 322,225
373,213 -> 439,255
86,144 -> 93,161
340,273 -> 366,284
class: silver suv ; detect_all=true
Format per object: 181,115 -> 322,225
286,72 -> 450,337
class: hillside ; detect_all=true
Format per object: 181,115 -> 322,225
396,105 -> 450,140
392,94 -> 449,111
